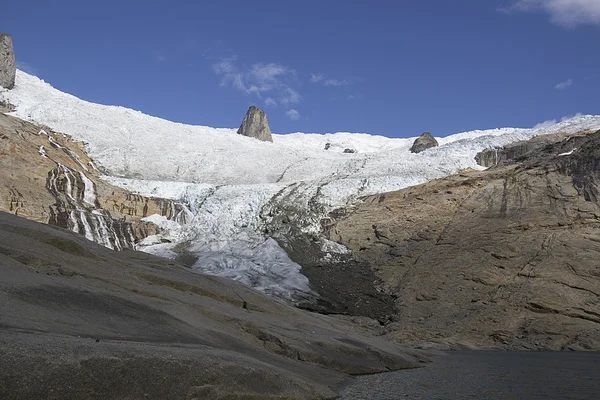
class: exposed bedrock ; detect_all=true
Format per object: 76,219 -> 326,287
0,113 -> 189,250
0,211 -> 429,399
313,130 -> 600,350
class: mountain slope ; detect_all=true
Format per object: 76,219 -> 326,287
327,131 -> 600,350
0,112 -> 188,250
3,70 -> 600,303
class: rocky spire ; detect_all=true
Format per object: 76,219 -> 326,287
0,33 -> 16,90
410,132 -> 439,154
237,106 -> 273,142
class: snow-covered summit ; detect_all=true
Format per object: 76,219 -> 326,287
3,70 -> 600,301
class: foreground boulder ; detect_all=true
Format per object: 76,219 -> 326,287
237,105 -> 273,142
0,33 -> 16,90
0,211 -> 428,399
410,132 -> 438,153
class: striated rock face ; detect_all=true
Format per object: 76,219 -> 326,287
0,34 -> 16,90
410,132 -> 438,154
237,106 -> 273,142
321,130 -> 600,350
0,113 -> 190,250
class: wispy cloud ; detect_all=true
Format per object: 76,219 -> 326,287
324,79 -> 350,86
310,73 -> 324,83
498,0 -> 600,27
284,109 -> 300,120
533,119 -> 557,129
280,88 -> 301,105
16,61 -> 38,75
310,73 -> 353,87
533,112 -> 583,128
585,73 -> 597,80
213,56 -> 300,107
554,78 -> 573,89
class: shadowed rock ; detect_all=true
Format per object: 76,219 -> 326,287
237,106 -> 273,142
410,132 -> 438,154
0,33 -> 16,90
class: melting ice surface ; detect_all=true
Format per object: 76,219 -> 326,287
4,70 -> 600,301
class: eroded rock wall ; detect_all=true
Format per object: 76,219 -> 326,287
325,130 -> 600,350
0,113 -> 189,250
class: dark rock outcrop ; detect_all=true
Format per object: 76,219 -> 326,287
475,131 -> 579,168
343,148 -> 356,154
410,132 -> 438,154
0,33 -> 16,90
237,106 -> 273,142
320,129 -> 600,351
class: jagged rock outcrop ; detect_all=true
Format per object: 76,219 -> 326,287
0,113 -> 190,249
237,106 -> 273,142
314,129 -> 600,351
0,34 -> 16,90
410,132 -> 438,153
0,211 -> 428,399
474,131 -> 584,168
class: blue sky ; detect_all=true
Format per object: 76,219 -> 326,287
2,0 -> 599,137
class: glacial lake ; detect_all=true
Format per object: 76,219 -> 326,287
341,351 -> 600,400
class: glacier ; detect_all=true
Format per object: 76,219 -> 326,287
3,70 -> 600,301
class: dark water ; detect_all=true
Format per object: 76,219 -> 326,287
341,351 -> 600,400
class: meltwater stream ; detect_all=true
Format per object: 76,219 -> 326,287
341,351 -> 600,400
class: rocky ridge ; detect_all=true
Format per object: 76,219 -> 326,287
318,129 -> 600,350
0,112 -> 189,249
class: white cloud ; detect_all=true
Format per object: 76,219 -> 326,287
533,119 -> 557,129
280,88 -> 301,105
284,109 -> 300,120
533,112 -> 583,128
310,73 -> 324,83
324,79 -> 350,86
311,73 -> 353,87
16,61 -> 38,75
561,112 -> 583,121
554,78 -> 573,89
499,0 -> 600,27
213,57 -> 300,107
